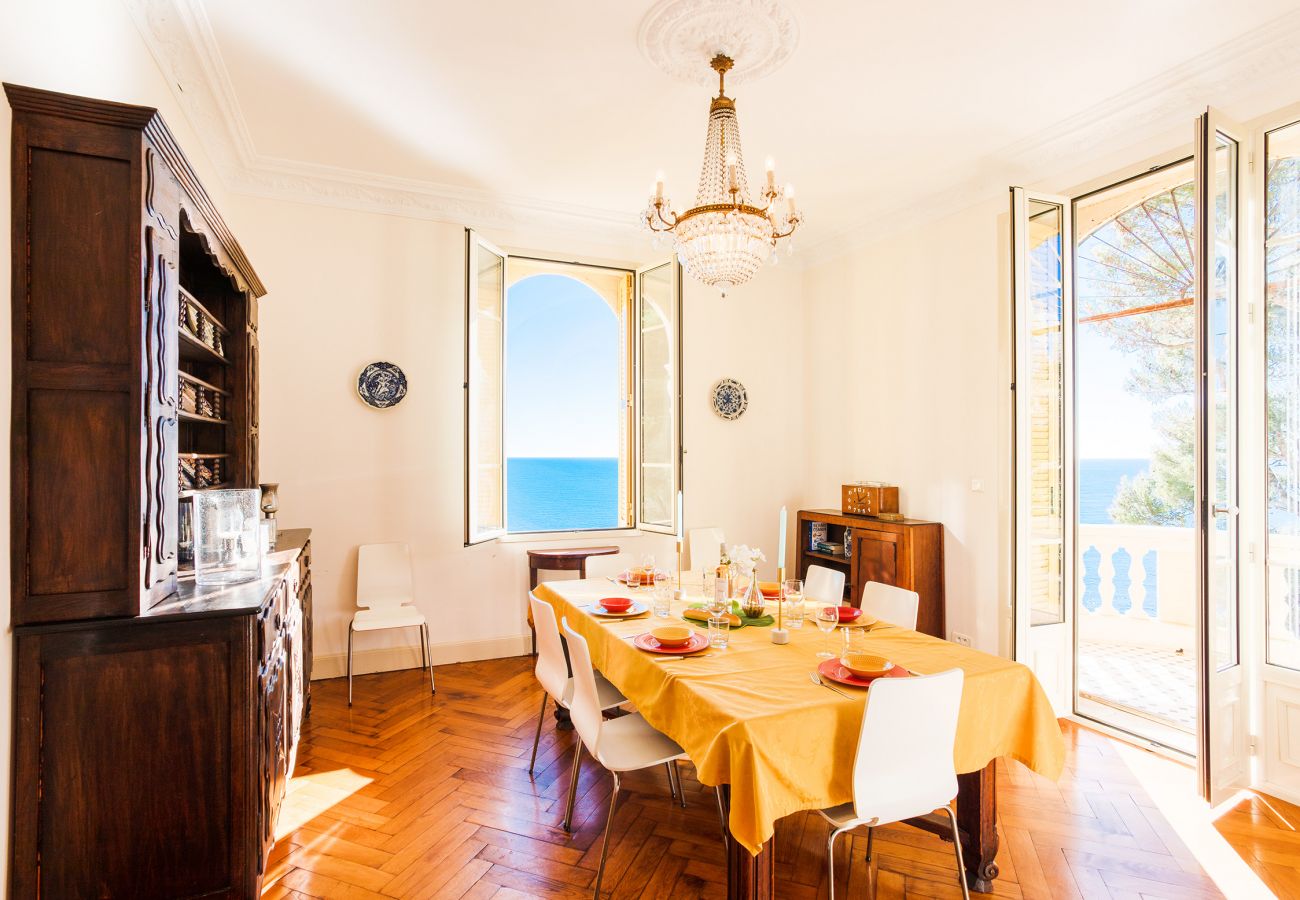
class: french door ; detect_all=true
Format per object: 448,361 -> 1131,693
1011,106 -> 1251,801
1195,108 -> 1247,802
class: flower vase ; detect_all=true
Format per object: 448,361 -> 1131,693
737,567 -> 766,618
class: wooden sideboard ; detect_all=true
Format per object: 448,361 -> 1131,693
6,85 -> 305,898
12,531 -> 312,899
796,508 -> 946,638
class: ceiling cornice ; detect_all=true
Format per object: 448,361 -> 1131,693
121,0 -> 646,254
125,1 -> 1300,269
799,8 -> 1300,268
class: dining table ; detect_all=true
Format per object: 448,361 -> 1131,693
533,578 -> 1065,898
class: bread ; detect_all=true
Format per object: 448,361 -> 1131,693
683,607 -> 742,627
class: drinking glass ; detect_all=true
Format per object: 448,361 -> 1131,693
710,577 -> 730,616
782,579 -> 805,629
641,554 -> 656,588
708,615 -> 730,649
653,584 -> 672,618
815,604 -> 840,658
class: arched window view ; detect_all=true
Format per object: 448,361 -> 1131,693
505,270 -> 627,532
1073,160 -> 1199,752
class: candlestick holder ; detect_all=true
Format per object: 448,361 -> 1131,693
771,565 -> 789,644
674,540 -> 687,601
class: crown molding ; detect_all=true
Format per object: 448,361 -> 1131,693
121,0 -> 648,255
799,8 -> 1300,268
125,1 -> 1300,270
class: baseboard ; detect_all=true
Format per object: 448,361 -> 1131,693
312,633 -> 532,680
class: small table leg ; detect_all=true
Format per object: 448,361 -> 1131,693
720,786 -> 775,899
956,762 -> 999,892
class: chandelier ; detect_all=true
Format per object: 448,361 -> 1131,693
643,53 -> 802,297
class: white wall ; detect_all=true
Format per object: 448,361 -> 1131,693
800,197 -> 1013,654
228,190 -> 809,676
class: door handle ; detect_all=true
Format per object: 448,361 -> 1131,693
1212,503 -> 1239,517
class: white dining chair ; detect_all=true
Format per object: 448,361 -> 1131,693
348,542 -> 435,706
818,668 -> 968,900
688,527 -> 725,571
860,581 -> 920,630
561,617 -> 689,898
527,593 -> 627,776
804,564 -> 846,606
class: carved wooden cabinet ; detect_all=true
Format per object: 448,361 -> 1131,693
6,85 -> 305,899
797,509 -> 947,638
11,532 -> 313,899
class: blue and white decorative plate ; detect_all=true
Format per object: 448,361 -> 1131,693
711,378 -> 748,420
357,362 -> 408,409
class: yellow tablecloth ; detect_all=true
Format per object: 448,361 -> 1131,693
535,579 -> 1065,855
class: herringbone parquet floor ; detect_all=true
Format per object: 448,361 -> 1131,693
261,657 -> 1298,899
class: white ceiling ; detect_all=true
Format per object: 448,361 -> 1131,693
142,0 -> 1300,253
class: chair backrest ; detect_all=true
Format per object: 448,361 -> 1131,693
561,618 -> 605,757
356,543 -> 414,611
860,581 -> 920,630
688,527 -> 725,571
804,564 -> 846,606
851,668 -> 964,825
529,593 -> 569,701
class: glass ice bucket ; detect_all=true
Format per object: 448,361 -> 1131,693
193,489 -> 264,586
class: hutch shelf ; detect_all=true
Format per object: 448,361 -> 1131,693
7,83 -> 301,899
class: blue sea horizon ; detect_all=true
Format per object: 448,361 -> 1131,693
1079,457 -> 1149,525
507,457 -> 619,532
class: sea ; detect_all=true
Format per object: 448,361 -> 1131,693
1079,458 -> 1149,525
507,457 -> 619,532
505,456 -> 1149,530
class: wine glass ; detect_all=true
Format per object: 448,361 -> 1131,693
783,579 -> 805,629
641,554 -> 657,589
815,604 -> 840,658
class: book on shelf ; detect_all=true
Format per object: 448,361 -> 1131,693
809,522 -> 828,550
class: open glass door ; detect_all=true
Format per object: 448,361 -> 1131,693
1012,188 -> 1074,713
1195,108 -> 1249,802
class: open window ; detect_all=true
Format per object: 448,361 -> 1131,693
464,233 -> 682,541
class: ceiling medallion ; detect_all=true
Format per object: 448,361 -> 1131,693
637,0 -> 799,87
643,53 -> 803,297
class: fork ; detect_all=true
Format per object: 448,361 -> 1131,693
809,671 -> 852,698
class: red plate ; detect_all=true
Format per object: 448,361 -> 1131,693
817,657 -> 911,688
633,632 -> 710,655
589,601 -> 649,618
618,571 -> 667,586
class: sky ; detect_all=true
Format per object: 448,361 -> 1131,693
505,274 -> 619,458
1075,325 -> 1158,459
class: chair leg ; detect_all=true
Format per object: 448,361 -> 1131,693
865,825 -> 874,863
528,693 -> 549,776
943,805 -> 971,900
714,787 -> 730,852
672,759 -> 687,808
562,740 -> 583,832
347,622 -> 355,707
664,762 -> 677,802
419,623 -> 427,670
826,824 -> 853,900
594,773 -> 621,899
422,622 -> 436,694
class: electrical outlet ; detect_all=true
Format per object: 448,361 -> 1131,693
951,632 -> 972,647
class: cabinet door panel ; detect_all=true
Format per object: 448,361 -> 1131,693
856,532 -> 900,589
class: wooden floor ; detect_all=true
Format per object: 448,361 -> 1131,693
262,657 -> 1297,899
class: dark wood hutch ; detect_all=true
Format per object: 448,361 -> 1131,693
796,508 -> 946,638
7,84 -> 310,898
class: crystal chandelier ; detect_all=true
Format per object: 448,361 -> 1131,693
643,53 -> 802,297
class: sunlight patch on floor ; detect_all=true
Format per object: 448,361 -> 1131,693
1112,740 -> 1273,899
274,767 -> 374,840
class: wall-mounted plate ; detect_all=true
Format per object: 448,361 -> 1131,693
711,377 -> 748,420
357,361 -> 408,409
